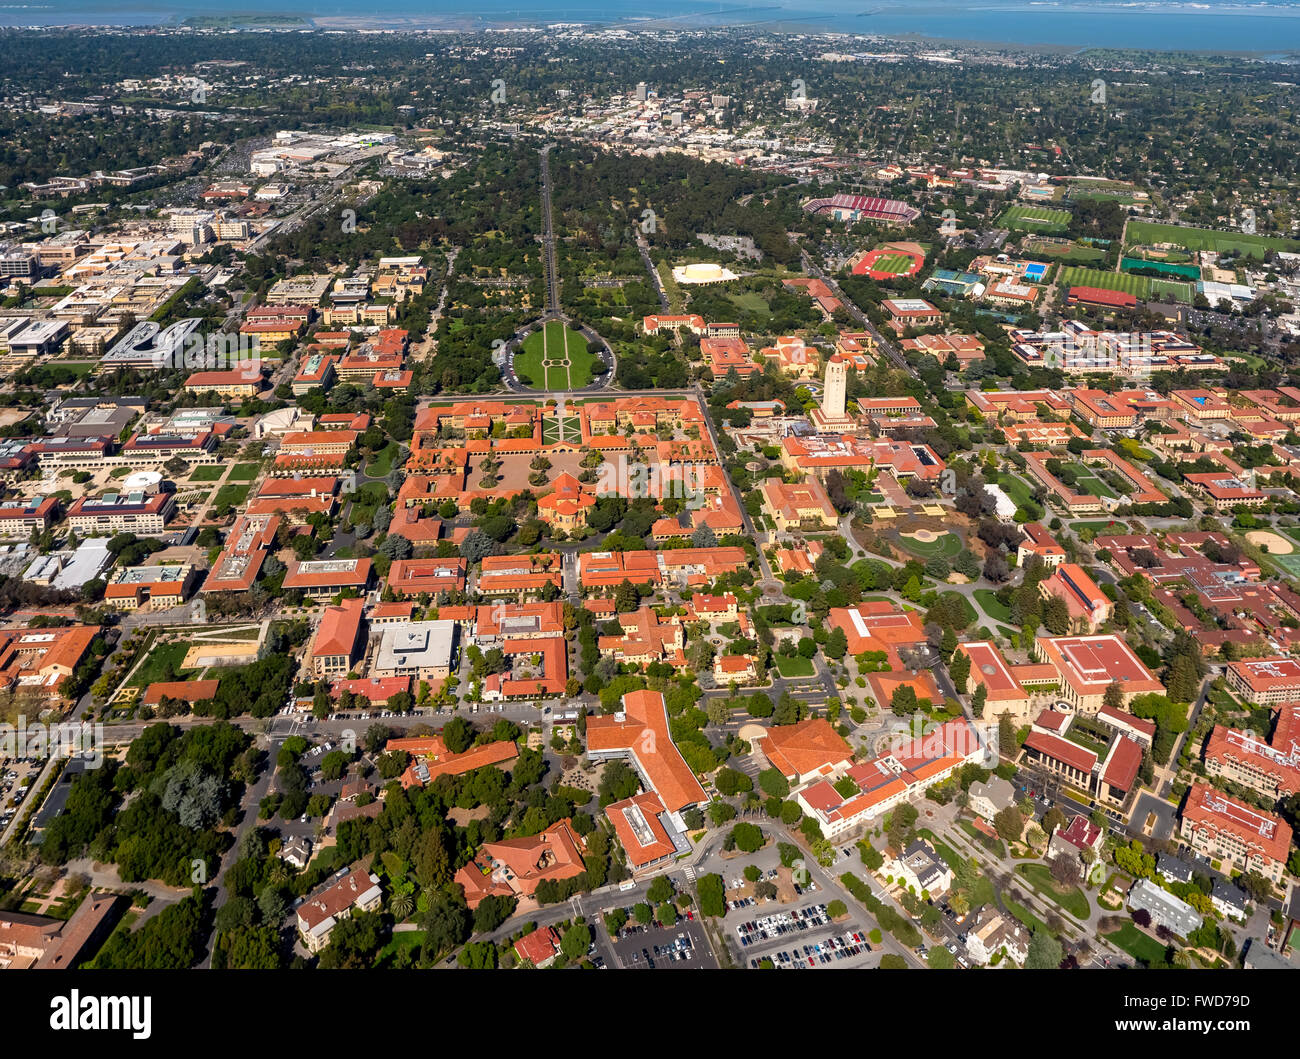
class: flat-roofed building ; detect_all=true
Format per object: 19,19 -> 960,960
371,620 -> 457,682
103,562 -> 197,610
66,490 -> 174,535
0,495 -> 57,538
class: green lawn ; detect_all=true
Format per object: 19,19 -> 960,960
1104,922 -> 1170,966
1015,863 -> 1090,920
1124,220 -> 1300,258
541,414 -> 582,445
127,641 -> 197,688
728,291 -> 771,316
1071,519 -> 1128,534
974,589 -> 1012,623
896,532 -> 962,559
376,930 -> 426,966
1002,897 -> 1050,938
213,483 -> 250,508
1059,265 -> 1193,304
515,321 -> 595,391
1060,462 -> 1117,500
775,655 -> 815,678
366,443 -> 398,479
189,465 -> 226,482
228,463 -> 261,482
996,472 -> 1035,509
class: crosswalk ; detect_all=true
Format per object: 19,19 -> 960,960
681,865 -> 697,883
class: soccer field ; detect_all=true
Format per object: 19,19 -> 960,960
1124,220 -> 1300,258
1060,266 -> 1193,305
1000,205 -> 1071,232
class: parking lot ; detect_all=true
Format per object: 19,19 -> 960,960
606,916 -> 717,970
736,902 -> 878,969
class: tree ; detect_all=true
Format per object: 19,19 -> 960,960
647,875 -> 675,905
1050,853 -> 1081,888
1103,681 -> 1125,711
729,822 -> 764,853
971,682 -> 987,719
758,768 -> 790,799
1025,929 -> 1063,969
441,716 -> 474,754
560,921 -> 592,961
824,627 -> 848,660
993,805 -> 1024,843
697,874 -> 726,918
714,767 -> 753,797
998,711 -> 1016,756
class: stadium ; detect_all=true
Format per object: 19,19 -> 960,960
851,242 -> 926,281
803,194 -> 921,225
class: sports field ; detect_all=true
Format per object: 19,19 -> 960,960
1000,205 -> 1071,232
872,253 -> 916,275
1124,220 -> 1300,258
1059,266 -> 1193,305
1025,240 -> 1105,264
515,321 -> 596,391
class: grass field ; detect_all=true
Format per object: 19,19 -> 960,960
366,443 -> 398,479
516,321 -> 595,390
1003,897 -> 1050,939
1262,530 -> 1300,578
1000,205 -> 1071,232
213,483 -> 250,508
896,531 -> 962,559
996,472 -> 1036,509
775,655 -> 815,678
1104,922 -> 1169,966
189,465 -> 225,482
1124,220 -> 1300,258
127,641 -> 197,688
870,253 -> 917,276
228,462 -> 261,482
974,589 -> 1012,623
728,291 -> 771,316
1022,237 -> 1106,263
1016,863 -> 1090,920
1061,462 -> 1117,500
1058,266 -> 1194,305
1071,519 -> 1128,534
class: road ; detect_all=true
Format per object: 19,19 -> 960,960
793,242 -> 918,381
